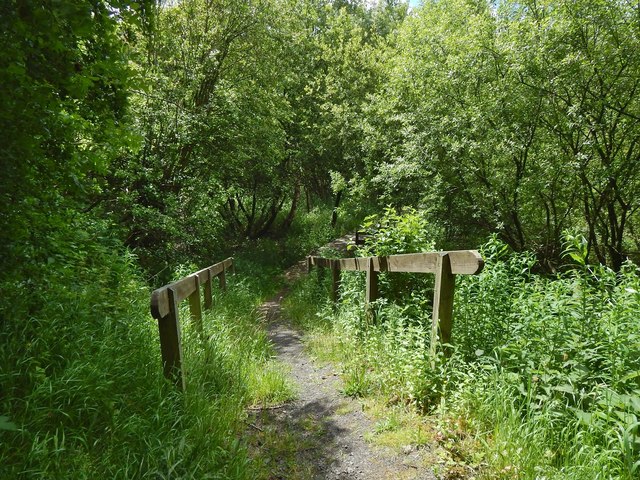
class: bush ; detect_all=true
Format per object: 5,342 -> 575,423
450,238 -> 640,478
287,209 -> 640,478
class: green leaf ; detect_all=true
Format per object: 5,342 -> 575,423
0,416 -> 18,431
552,384 -> 576,395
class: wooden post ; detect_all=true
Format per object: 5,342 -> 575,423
330,259 -> 340,303
365,257 -> 379,304
204,269 -> 213,310
188,275 -> 203,333
229,258 -> 235,275
430,253 -> 456,360
306,256 -> 312,274
158,287 -> 185,390
365,257 -> 379,321
219,265 -> 227,291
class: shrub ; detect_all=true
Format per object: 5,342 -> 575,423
289,209 -> 640,478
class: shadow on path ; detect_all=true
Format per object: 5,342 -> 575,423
247,239 -> 436,480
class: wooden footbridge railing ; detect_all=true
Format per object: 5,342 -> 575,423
149,249 -> 481,388
307,250 -> 483,357
150,258 -> 234,390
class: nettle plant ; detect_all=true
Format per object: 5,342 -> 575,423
354,207 -> 439,314
356,206 -> 438,257
330,208 -> 448,405
452,234 -> 640,475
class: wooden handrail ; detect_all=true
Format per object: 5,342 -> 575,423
150,257 -> 234,390
308,250 -> 483,275
307,251 -> 483,358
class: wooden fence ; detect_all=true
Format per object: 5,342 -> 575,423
307,250 -> 483,357
150,257 -> 234,390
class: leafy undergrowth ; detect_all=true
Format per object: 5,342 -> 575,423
0,218 -> 294,479
283,209 -> 640,479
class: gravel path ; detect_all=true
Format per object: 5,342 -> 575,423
249,238 -> 438,480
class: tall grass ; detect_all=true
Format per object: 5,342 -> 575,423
448,238 -> 640,478
0,216 -> 293,478
284,208 -> 640,478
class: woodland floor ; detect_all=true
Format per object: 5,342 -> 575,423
247,237 -> 438,480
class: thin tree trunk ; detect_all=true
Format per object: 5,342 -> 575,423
280,183 -> 301,232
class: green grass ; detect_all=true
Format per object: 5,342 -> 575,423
281,234 -> 640,479
0,203 -> 342,478
0,225 -> 296,478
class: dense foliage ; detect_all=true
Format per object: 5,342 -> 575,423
287,209 -> 640,478
348,0 -> 640,269
2,0 -> 639,477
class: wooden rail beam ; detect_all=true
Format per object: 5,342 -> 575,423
308,250 -> 483,275
151,257 -> 233,320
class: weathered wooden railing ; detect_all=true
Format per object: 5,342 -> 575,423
150,257 -> 234,390
307,251 -> 483,356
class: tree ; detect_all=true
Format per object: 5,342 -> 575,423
506,0 -> 640,269
293,0 -> 407,224
360,0 -> 640,268
0,0 -> 150,274
105,0 -> 305,274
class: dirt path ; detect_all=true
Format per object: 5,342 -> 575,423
248,238 -> 437,480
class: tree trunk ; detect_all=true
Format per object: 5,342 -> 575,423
280,183 -> 301,233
